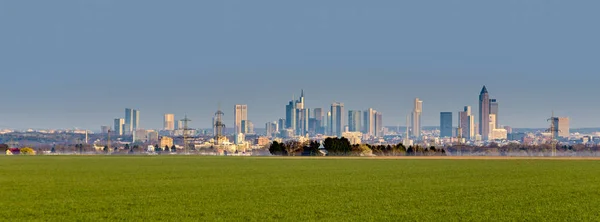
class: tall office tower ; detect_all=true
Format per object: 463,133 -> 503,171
551,117 -> 570,138
241,120 -> 254,134
132,109 -> 140,131
326,111 -> 332,135
285,101 -> 297,131
348,110 -> 362,132
175,120 -> 184,130
479,86 -> 490,140
458,106 -> 474,140
489,114 -> 497,131
440,112 -> 453,138
234,104 -> 248,135
313,108 -> 323,124
266,122 -> 278,138
330,103 -> 344,137
313,108 -> 323,134
164,114 -> 175,131
489,99 -> 499,128
278,118 -> 286,134
411,98 -> 423,138
363,108 -> 376,136
296,108 -> 309,136
375,112 -> 383,137
125,108 -> 133,134
114,118 -> 125,136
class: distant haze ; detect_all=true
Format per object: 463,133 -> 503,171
1,1 -> 599,130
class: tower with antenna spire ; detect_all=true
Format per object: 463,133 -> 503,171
285,89 -> 309,136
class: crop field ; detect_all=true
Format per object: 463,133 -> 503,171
1,156 -> 600,221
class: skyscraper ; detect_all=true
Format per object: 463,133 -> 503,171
234,104 -> 248,134
266,121 -> 278,138
284,90 -> 309,136
330,102 -> 344,137
363,108 -> 376,136
479,86 -> 490,140
489,99 -> 499,129
552,117 -> 570,138
459,106 -> 474,140
114,118 -> 124,136
164,114 -> 175,131
411,98 -> 423,138
132,109 -> 140,132
124,108 -> 133,135
440,112 -> 453,138
375,112 -> 383,137
348,110 -> 362,132
326,111 -> 331,135
313,108 -> 323,133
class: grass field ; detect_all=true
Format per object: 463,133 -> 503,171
1,156 -> 600,221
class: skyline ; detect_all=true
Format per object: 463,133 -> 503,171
2,1 -> 600,129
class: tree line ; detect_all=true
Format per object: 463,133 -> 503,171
268,137 -> 446,156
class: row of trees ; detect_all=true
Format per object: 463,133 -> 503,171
268,138 -> 447,156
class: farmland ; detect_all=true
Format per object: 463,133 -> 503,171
1,156 -> 599,221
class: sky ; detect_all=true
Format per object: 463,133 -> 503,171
1,0 -> 599,130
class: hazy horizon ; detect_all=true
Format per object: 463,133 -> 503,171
2,1 -> 599,130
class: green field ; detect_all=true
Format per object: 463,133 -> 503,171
1,156 -> 599,221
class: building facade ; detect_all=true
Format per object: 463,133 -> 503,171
479,86 -> 490,140
164,114 -> 175,131
440,112 -> 453,138
234,104 -> 248,135
411,98 -> 423,138
330,102 -> 345,137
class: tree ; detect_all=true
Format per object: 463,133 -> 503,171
284,141 -> 304,156
20,147 -> 36,155
0,144 -> 8,153
304,141 -> 321,156
269,141 -> 284,155
171,145 -> 176,153
103,146 -> 109,153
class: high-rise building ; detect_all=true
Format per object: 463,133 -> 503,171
458,106 -> 474,140
411,98 -> 423,138
348,110 -> 362,132
164,114 -> 175,131
489,99 -> 499,129
363,108 -> 376,136
375,112 -> 383,137
234,105 -> 248,135
326,111 -> 332,135
101,126 -> 110,134
175,120 -> 184,130
479,86 -> 490,140
124,108 -> 133,135
266,122 -> 278,138
285,90 -> 310,136
330,102 -> 344,137
114,118 -> 125,136
132,109 -> 140,132
278,118 -> 286,134
552,117 -> 570,138
440,112 -> 453,138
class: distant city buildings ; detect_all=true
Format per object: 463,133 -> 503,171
440,112 -> 453,138
458,106 -> 474,140
164,114 -> 175,131
330,102 -> 344,137
479,87 -> 490,140
552,117 -> 570,138
124,108 -> 140,135
411,98 -> 423,138
348,110 -> 362,132
234,105 -> 248,135
113,118 -> 124,136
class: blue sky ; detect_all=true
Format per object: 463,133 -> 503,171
1,0 -> 599,130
